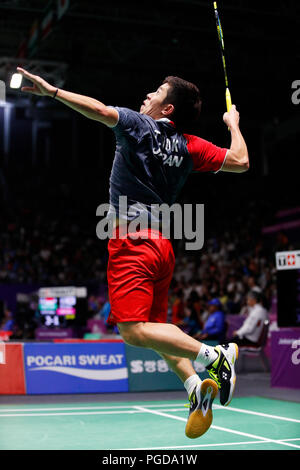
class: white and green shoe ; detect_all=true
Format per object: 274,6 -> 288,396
206,343 -> 239,407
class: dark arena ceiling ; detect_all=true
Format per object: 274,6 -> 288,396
0,0 -> 299,124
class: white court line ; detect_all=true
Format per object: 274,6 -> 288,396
281,438 -> 300,442
123,440 -> 274,450
214,404 -> 300,423
0,403 -> 185,413
0,410 -> 147,417
0,408 -> 186,418
1,402 -> 298,449
134,406 -> 300,450
211,424 -> 300,449
0,402 -> 299,424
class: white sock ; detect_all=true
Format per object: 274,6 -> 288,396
184,374 -> 201,398
196,343 -> 218,367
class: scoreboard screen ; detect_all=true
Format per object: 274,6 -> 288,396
38,296 -> 76,327
276,251 -> 300,327
38,286 -> 87,328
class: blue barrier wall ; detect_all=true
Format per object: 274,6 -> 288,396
24,342 -> 129,394
5,339 -> 218,395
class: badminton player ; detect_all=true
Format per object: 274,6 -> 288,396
17,67 -> 249,438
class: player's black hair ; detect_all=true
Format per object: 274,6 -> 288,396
162,76 -> 202,132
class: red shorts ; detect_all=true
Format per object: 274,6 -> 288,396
107,228 -> 175,325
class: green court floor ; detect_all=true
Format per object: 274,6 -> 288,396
0,397 -> 299,450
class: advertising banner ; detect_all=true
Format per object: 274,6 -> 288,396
35,327 -> 77,340
0,343 -> 26,394
24,342 -> 129,394
271,329 -> 300,389
276,250 -> 300,270
125,344 -> 214,392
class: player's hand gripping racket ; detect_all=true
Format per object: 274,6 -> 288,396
213,2 -> 232,127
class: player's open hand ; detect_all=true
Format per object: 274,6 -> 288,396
17,67 -> 56,97
223,104 -> 240,129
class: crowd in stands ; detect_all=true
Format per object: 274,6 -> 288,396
0,194 -> 298,340
165,237 -> 276,340
85,227 -> 276,344
0,207 -> 108,286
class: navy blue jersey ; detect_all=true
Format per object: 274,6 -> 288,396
107,107 -> 228,223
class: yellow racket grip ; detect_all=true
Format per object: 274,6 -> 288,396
226,88 -> 232,112
226,88 -> 232,131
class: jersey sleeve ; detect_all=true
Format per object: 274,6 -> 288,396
109,106 -> 149,142
184,134 -> 228,173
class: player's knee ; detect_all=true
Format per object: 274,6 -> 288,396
117,322 -> 146,347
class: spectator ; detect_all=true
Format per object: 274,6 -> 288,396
183,291 -> 203,336
171,289 -> 186,326
193,298 -> 226,343
229,290 -> 268,346
99,300 -> 111,323
247,276 -> 262,293
0,309 -> 15,333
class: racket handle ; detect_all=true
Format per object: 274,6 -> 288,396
226,88 -> 232,131
226,88 -> 232,112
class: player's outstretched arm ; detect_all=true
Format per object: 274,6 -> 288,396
16,67 -> 118,127
221,105 -> 249,173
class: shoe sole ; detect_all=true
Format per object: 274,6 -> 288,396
185,379 -> 218,439
223,343 -> 239,407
